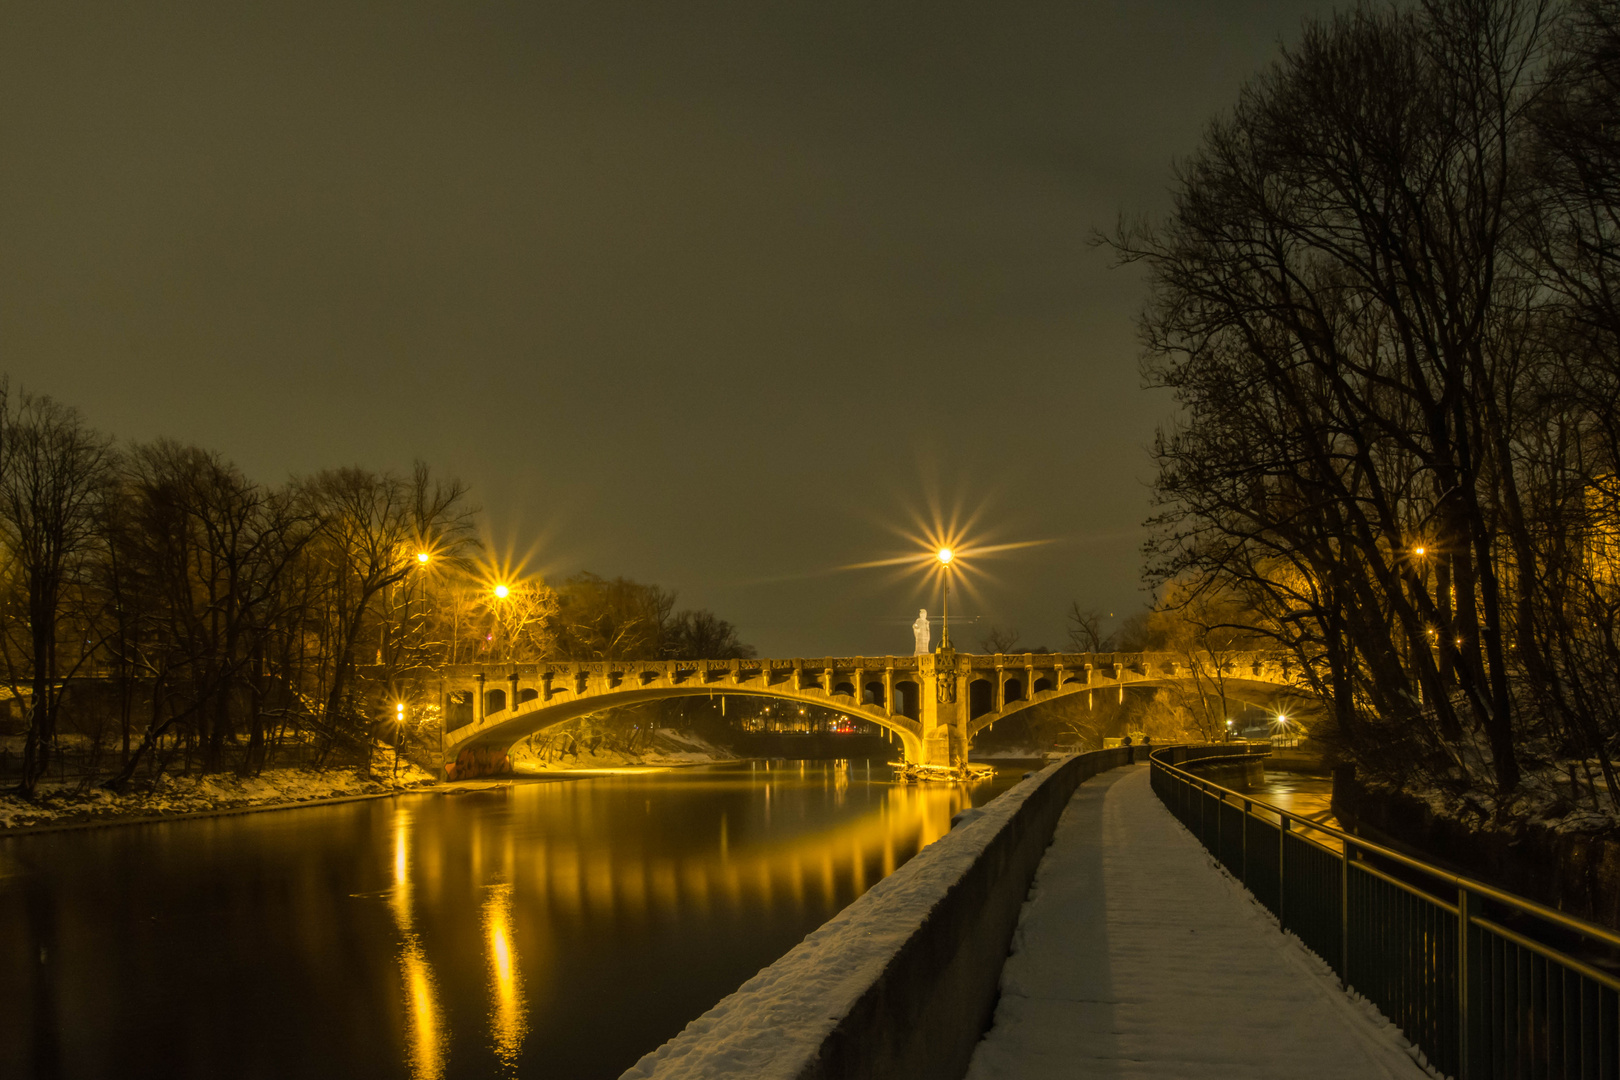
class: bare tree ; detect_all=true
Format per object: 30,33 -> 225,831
547,572 -> 676,660
0,393 -> 115,795
1114,0 -> 1560,795
1065,603 -> 1116,652
101,443 -> 318,787
299,464 -> 475,769
979,625 -> 1023,654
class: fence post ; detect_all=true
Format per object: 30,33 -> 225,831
1340,839 -> 1352,985
1457,886 -> 1474,1080
1242,798 -> 1251,886
1278,816 -> 1290,929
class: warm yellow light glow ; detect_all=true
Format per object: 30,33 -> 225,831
391,815 -> 412,928
936,547 -> 953,565
401,939 -> 445,1080
416,551 -> 431,564
396,702 -> 405,719
493,583 -> 510,599
389,811 -> 445,1080
483,883 -> 527,1067
1414,546 -> 1427,556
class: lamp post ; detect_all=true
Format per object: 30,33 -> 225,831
490,583 -> 512,661
936,548 -> 954,649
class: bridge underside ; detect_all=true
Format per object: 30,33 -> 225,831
964,678 -> 1319,740
445,685 -> 923,778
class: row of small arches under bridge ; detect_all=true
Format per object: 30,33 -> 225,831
450,673 -> 1080,727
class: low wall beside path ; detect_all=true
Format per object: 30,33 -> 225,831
619,748 -> 1131,1080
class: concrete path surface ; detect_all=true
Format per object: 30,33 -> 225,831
964,766 -> 1430,1079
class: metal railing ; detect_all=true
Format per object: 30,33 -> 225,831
1150,746 -> 1620,1080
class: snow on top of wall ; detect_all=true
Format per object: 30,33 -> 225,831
618,759 -> 1064,1080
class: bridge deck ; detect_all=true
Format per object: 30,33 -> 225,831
965,766 -> 1429,1079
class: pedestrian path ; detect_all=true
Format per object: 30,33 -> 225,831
964,766 -> 1429,1079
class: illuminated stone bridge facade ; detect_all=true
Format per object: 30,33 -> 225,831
434,650 -> 1298,778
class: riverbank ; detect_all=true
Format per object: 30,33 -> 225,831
0,763 -> 442,833
508,726 -> 740,771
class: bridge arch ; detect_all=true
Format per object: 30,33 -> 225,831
447,682 -> 926,769
964,676 -> 1311,741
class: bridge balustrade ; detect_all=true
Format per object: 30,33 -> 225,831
1150,746 -> 1620,1080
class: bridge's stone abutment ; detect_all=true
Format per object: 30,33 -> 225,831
618,747 -> 1132,1080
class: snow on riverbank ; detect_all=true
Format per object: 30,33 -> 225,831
0,764 -> 436,831
510,727 -> 738,772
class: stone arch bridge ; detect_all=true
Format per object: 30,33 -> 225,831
431,649 -> 1302,778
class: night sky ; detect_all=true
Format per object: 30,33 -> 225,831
0,1 -> 1328,657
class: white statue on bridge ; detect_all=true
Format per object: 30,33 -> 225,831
913,608 -> 931,655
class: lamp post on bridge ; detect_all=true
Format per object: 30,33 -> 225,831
936,547 -> 953,649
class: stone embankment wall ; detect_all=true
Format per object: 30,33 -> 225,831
620,748 -> 1131,1080
1334,771 -> 1620,932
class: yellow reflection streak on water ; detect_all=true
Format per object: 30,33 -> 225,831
391,818 -> 411,929
483,883 -> 527,1070
389,811 -> 447,1080
379,767 -> 997,1076
401,939 -> 445,1080
504,777 -> 977,928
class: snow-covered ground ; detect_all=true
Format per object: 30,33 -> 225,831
971,745 -> 1049,760
965,767 -> 1433,1079
1390,747 -> 1620,836
0,763 -> 436,831
511,727 -> 738,772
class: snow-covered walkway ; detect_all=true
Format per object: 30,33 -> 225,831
964,766 -> 1430,1079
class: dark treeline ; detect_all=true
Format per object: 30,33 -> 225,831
1118,0 -> 1620,811
0,388 -> 751,796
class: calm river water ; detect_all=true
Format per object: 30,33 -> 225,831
0,759 -> 1028,1080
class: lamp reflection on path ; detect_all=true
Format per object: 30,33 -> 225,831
391,811 -> 447,1080
483,883 -> 527,1070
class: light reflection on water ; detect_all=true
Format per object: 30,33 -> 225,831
392,811 -> 447,1080
1243,769 -> 1341,848
0,758 -> 1025,1080
482,883 -> 524,1072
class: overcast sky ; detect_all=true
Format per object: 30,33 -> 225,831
0,0 -> 1330,657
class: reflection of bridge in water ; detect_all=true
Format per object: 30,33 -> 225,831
384,762 -> 1003,1077
433,650 -> 1306,777
448,765 -> 983,917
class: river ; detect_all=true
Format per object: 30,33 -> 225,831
0,759 -> 1031,1080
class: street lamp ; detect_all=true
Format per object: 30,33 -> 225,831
416,551 -> 431,565
936,547 -> 953,649
493,583 -> 510,600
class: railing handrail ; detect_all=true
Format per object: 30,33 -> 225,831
1150,745 -> 1620,952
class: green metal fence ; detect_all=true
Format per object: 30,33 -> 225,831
1150,746 -> 1620,1079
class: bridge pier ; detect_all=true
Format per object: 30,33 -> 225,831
920,647 -> 969,769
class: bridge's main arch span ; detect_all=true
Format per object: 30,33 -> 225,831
430,651 -> 1299,776
439,657 -> 930,777
963,675 -> 1313,740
